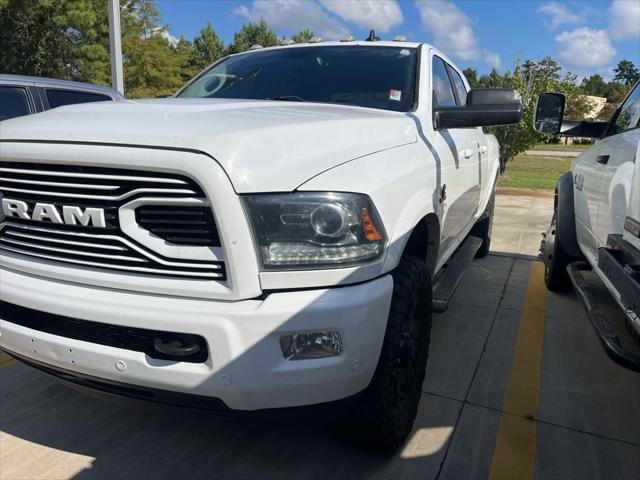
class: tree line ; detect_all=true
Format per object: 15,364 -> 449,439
0,0 -> 284,97
462,57 -> 638,169
1,0 -> 638,169
2,1 -> 637,102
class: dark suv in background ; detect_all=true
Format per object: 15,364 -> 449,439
0,74 -> 123,121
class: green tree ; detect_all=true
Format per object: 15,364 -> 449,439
475,68 -> 504,89
613,60 -> 640,87
291,29 -> 314,43
580,74 -> 607,97
562,76 -> 596,121
226,19 -> 278,55
522,56 -> 561,84
599,82 -> 629,121
482,59 -> 561,171
462,68 -> 479,88
192,22 -> 224,70
0,0 -> 109,82
121,0 -> 184,98
175,36 -> 199,82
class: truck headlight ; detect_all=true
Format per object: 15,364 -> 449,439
243,192 -> 386,269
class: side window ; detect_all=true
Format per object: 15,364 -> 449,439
0,86 -> 32,121
447,65 -> 468,106
610,84 -> 640,136
432,57 -> 456,107
45,89 -> 111,109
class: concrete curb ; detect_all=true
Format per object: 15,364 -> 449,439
496,187 -> 555,198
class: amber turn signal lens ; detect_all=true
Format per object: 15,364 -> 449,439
362,208 -> 382,241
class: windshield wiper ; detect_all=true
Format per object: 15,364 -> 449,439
271,95 -> 305,102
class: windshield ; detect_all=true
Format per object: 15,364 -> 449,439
178,45 -> 418,112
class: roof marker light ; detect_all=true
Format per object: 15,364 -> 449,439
309,36 -> 324,43
280,39 -> 295,45
393,35 -> 407,42
340,35 -> 355,42
249,44 -> 263,50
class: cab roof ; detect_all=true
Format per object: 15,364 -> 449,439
232,40 -> 430,56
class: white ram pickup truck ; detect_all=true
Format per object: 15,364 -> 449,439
535,81 -> 640,372
0,41 -> 521,451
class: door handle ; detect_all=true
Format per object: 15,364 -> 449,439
478,146 -> 488,154
461,149 -> 474,159
596,154 -> 610,164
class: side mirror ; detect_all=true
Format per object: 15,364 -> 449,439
534,92 -> 608,138
534,93 -> 565,134
433,88 -> 522,130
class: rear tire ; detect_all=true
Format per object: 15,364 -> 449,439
542,210 -> 574,292
335,255 -> 432,454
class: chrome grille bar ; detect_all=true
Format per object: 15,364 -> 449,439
0,177 -> 119,190
0,245 -> 225,279
0,186 -> 198,200
0,161 -> 225,281
0,236 -> 147,262
5,230 -> 127,251
0,167 -> 188,184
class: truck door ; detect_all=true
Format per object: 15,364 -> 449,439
573,140 -> 606,258
430,55 -> 480,250
594,83 -> 640,245
446,64 -> 490,207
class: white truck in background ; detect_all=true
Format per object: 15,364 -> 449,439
0,40 -> 521,452
536,81 -> 640,372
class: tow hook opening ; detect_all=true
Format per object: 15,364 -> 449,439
149,335 -> 207,363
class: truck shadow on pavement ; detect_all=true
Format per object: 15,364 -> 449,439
0,361 -> 454,480
3,253 -> 640,479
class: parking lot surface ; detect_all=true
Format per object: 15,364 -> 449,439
2,194 -> 640,479
2,253 -> 639,480
492,194 -> 555,257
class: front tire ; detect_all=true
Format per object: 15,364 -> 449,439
336,255 -> 432,453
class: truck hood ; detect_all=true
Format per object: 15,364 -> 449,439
1,98 -> 417,192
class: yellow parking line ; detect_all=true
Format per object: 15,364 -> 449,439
489,261 -> 547,480
0,352 -> 16,368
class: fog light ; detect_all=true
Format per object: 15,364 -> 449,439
279,331 -> 343,360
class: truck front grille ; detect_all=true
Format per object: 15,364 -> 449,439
135,205 -> 220,246
0,161 -> 199,204
0,162 -> 225,280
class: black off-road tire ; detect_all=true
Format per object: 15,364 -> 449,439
335,255 -> 432,454
542,210 -> 574,292
471,188 -> 496,258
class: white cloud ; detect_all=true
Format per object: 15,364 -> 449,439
555,27 -> 616,68
415,0 -> 500,68
162,30 -> 179,47
143,27 -> 179,47
483,50 -> 501,69
609,0 -> 640,40
318,0 -> 403,34
538,2 -> 582,30
235,0 -> 348,39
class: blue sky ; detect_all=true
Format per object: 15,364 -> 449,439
157,0 -> 640,79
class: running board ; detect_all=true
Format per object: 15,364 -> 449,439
432,236 -> 483,313
567,262 -> 640,373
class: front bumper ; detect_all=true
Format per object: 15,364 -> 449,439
0,267 -> 393,410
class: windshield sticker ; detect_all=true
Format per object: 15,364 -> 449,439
399,49 -> 411,56
389,89 -> 402,102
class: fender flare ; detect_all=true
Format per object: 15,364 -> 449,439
556,172 -> 583,259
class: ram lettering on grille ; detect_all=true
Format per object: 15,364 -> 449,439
1,199 -> 106,228
0,161 -> 225,280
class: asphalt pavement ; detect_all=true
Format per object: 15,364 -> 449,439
1,194 -> 639,480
